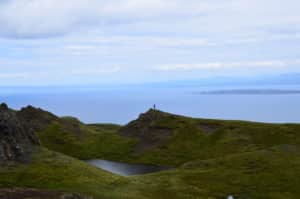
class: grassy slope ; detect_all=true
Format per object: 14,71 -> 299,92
118,110 -> 300,166
1,146 -> 300,199
0,147 -> 136,199
12,110 -> 300,198
35,109 -> 300,165
37,120 -> 137,161
37,110 -> 300,167
129,147 -> 300,199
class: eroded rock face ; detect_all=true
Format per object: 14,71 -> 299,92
17,105 -> 58,132
0,103 -> 39,162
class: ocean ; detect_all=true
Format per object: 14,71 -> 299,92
1,85 -> 300,124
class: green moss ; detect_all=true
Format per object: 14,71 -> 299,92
10,110 -> 300,198
38,111 -> 300,168
127,148 -> 300,199
0,147 -> 130,199
87,123 -> 122,133
130,115 -> 300,166
37,121 -> 137,161
2,146 -> 300,199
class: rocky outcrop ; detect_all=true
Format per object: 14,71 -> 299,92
119,109 -> 173,153
120,109 -> 171,137
0,103 -> 39,162
18,105 -> 87,138
17,105 -> 58,132
0,103 -> 90,162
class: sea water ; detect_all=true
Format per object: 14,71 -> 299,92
1,85 -> 300,124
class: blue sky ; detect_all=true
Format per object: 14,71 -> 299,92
0,0 -> 300,86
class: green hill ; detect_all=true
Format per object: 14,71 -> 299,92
17,105 -> 136,161
2,104 -> 300,198
34,108 -> 300,167
118,109 -> 300,166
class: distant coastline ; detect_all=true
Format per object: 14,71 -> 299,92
195,89 -> 300,95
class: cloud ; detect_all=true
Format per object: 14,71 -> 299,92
157,60 -> 294,71
63,36 -> 210,49
0,0 -> 190,38
0,72 -> 28,78
0,0 -> 98,38
0,0 -> 299,39
0,1 -> 300,85
70,66 -> 121,75
0,64 -> 121,86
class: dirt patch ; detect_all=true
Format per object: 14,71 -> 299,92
198,124 -> 219,134
119,109 -> 173,154
0,188 -> 91,199
133,127 -> 172,154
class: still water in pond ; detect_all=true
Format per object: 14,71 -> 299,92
86,159 -> 170,176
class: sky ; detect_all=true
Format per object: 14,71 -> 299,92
0,0 -> 300,86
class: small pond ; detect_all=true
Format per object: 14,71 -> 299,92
86,159 -> 171,176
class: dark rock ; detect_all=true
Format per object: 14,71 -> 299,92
18,106 -> 85,138
18,105 -> 58,132
0,104 -> 39,162
0,103 -> 8,111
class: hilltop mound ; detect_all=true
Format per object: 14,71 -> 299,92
120,109 -> 174,153
117,109 -> 300,166
17,105 -> 87,138
14,105 -> 134,160
120,109 -> 173,137
0,103 -> 39,162
17,105 -> 58,132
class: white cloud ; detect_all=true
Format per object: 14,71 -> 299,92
70,66 -> 121,75
0,1 -> 300,85
0,72 -> 28,78
64,36 -> 210,48
0,0 -> 104,38
157,60 -> 293,71
0,0 -> 181,38
0,0 -> 299,38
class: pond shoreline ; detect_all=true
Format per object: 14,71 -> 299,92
86,159 -> 172,176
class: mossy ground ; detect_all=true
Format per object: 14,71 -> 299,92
2,146 -> 300,199
2,110 -> 300,198
0,147 -> 133,199
129,147 -> 300,199
37,121 -> 137,161
117,111 -> 300,166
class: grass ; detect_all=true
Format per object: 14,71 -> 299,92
2,146 -> 300,199
36,110 -> 300,168
0,147 -> 131,199
37,121 -> 137,161
123,112 -> 300,166
3,109 -> 300,198
127,147 -> 300,199
87,123 -> 122,133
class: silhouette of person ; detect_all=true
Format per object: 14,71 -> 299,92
153,104 -> 156,110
